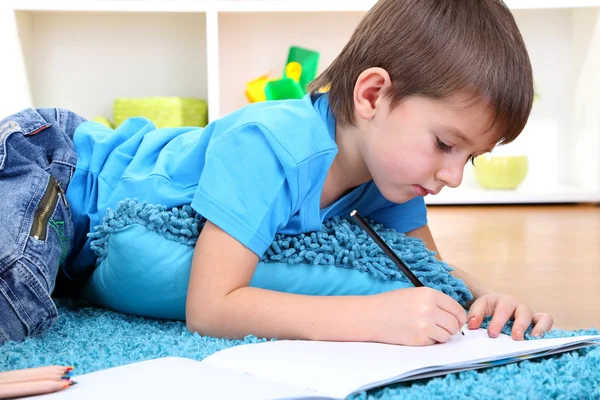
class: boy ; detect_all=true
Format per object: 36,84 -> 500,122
0,0 -> 553,345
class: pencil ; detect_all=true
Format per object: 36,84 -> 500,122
350,210 -> 465,336
0,380 -> 75,399
0,366 -> 73,384
0,374 -> 72,385
350,210 -> 424,287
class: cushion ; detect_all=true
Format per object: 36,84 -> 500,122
81,199 -> 472,320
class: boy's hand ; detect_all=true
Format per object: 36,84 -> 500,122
467,293 -> 554,340
374,287 -> 468,346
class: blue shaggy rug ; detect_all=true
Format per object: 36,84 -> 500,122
1,200 -> 598,398
0,300 -> 598,399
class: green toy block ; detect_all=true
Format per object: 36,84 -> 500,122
264,78 -> 305,101
284,46 -> 319,91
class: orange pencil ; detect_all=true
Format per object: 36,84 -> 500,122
0,379 -> 75,399
0,374 -> 71,385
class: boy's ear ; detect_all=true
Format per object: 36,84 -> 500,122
354,67 -> 392,120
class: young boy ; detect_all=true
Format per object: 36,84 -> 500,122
0,0 -> 553,345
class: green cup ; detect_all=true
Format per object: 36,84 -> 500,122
474,155 -> 528,190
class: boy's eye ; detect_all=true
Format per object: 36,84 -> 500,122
435,137 -> 452,153
437,137 -> 475,164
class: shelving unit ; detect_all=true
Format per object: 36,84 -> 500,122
9,0 -> 600,12
1,0 -> 599,205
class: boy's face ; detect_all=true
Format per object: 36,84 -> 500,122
360,93 -> 498,203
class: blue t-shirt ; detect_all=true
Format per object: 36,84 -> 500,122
65,94 -> 427,279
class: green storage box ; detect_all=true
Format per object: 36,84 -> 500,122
113,97 -> 208,128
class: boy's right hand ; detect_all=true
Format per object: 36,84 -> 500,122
187,221 -> 467,346
371,287 -> 468,346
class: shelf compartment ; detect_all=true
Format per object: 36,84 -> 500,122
14,10 -> 208,122
217,11 -> 365,117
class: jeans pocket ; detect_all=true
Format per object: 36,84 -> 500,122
46,160 -> 76,192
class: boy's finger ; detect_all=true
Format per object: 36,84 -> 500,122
511,304 -> 533,340
531,313 -> 554,338
429,324 -> 453,344
434,308 -> 461,336
436,293 -> 468,326
466,299 -> 487,329
487,306 -> 513,338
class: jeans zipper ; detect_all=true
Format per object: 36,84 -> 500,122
30,176 -> 64,241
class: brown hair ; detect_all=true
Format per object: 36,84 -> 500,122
308,0 -> 533,145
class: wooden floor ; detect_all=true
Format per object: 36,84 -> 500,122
426,203 -> 599,331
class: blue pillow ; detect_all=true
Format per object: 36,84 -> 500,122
81,200 -> 471,320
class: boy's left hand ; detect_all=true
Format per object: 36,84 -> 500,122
467,293 -> 554,340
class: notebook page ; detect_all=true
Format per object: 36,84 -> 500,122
398,340 -> 599,382
23,357 -> 321,400
203,329 -> 600,399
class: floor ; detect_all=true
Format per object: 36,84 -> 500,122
426,203 -> 599,331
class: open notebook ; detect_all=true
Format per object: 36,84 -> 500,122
28,328 -> 599,400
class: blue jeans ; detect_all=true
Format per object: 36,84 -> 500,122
0,108 -> 84,343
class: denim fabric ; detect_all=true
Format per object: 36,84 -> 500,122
0,108 -> 84,343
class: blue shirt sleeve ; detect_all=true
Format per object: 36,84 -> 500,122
366,197 -> 428,233
191,123 -> 295,257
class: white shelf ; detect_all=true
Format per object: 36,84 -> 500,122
426,185 -> 600,205
10,1 -> 208,13
10,0 -> 600,13
215,0 -> 376,12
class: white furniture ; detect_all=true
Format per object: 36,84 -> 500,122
1,0 -> 599,205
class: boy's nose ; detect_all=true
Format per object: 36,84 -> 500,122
435,164 -> 464,189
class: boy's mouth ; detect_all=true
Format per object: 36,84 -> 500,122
413,185 -> 430,196
413,185 -> 439,196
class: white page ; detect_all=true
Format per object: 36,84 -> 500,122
24,357 -> 321,400
399,340 -> 598,382
203,329 -> 600,399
